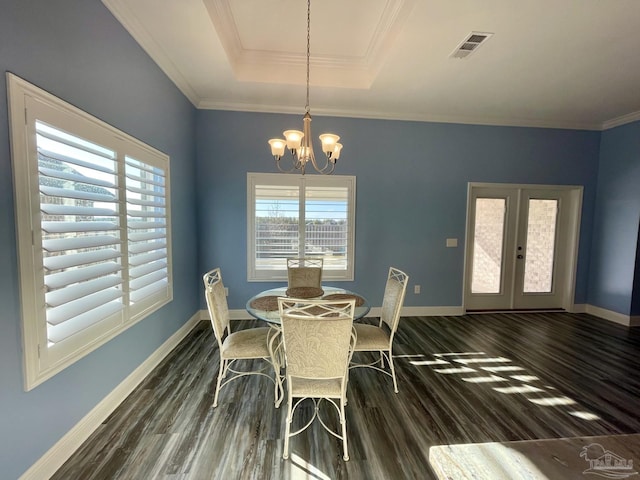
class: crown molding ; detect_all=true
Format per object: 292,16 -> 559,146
197,99 -> 603,131
601,109 -> 640,130
102,0 -> 200,107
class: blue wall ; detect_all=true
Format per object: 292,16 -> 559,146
196,110 -> 601,310
0,1 -> 198,478
589,120 -> 640,315
1,1 -> 638,478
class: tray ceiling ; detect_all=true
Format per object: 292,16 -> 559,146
103,0 -> 640,130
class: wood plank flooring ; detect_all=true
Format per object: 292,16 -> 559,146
52,312 -> 640,479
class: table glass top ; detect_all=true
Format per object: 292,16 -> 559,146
246,286 -> 370,324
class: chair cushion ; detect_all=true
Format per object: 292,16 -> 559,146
221,327 -> 271,359
289,377 -> 343,398
353,323 -> 390,351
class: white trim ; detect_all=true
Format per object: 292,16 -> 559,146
570,303 -> 587,313
585,304 -> 640,327
197,101 -> 604,131
215,305 -> 640,325
601,110 -> 640,130
19,312 -> 201,480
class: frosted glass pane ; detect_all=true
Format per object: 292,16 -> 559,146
524,199 -> 558,293
472,198 -> 506,294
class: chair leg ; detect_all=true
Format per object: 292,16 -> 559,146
388,351 -> 399,393
213,357 -> 227,407
283,393 -> 293,459
340,399 -> 349,461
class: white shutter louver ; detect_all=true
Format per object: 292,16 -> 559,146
254,184 -> 300,271
36,122 -> 124,346
304,186 -> 349,271
125,156 -> 169,305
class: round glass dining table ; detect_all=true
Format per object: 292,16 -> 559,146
246,286 -> 370,324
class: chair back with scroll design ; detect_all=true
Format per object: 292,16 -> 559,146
278,297 -> 356,461
350,267 -> 409,393
203,268 -> 280,407
286,257 -> 324,297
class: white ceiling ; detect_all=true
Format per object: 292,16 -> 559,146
103,0 -> 640,130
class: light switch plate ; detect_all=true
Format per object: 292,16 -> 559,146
446,238 -> 458,247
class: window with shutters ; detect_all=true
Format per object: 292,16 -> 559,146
247,173 -> 355,281
7,74 -> 172,390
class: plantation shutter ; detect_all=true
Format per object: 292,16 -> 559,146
125,156 -> 169,308
304,185 -> 349,271
36,122 -> 124,345
254,183 -> 300,271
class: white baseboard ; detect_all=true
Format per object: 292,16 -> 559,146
584,304 -> 640,327
20,312 -> 202,480
219,304 -> 638,326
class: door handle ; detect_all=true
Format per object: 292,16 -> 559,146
517,254 -> 523,259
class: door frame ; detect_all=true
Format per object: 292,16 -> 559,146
462,182 -> 583,312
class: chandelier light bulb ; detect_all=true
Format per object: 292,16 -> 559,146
283,130 -> 304,151
268,139 -> 286,159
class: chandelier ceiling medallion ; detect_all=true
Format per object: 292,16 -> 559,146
268,0 -> 342,175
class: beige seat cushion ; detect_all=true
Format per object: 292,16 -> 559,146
290,377 -> 342,397
353,323 -> 390,351
222,327 -> 271,359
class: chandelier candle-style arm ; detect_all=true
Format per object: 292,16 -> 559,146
266,0 -> 343,175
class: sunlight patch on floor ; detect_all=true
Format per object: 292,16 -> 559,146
434,367 -> 476,374
435,352 -> 486,357
481,366 -> 525,372
493,385 -> 545,394
461,375 -> 509,383
289,453 -> 332,480
528,396 -> 576,406
510,375 -> 539,382
410,358 -> 450,366
454,357 -> 511,364
569,411 -> 601,420
415,350 -> 601,425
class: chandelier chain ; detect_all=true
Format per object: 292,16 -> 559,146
305,0 -> 311,113
267,0 -> 341,175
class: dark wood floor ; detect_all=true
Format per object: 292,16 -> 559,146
52,312 -> 640,480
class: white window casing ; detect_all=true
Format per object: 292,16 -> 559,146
7,73 -> 172,390
247,172 -> 356,281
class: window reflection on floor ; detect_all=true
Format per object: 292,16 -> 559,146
410,351 -> 601,421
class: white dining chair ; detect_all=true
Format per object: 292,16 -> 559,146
278,297 -> 357,461
203,268 -> 281,407
286,257 -> 324,298
350,267 -> 409,393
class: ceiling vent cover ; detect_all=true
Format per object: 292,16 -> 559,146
450,32 -> 493,59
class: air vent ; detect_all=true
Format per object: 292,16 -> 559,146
450,32 -> 493,59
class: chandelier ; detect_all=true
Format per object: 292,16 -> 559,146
268,0 -> 342,175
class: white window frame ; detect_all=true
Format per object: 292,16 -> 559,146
247,172 -> 356,282
7,73 -> 173,390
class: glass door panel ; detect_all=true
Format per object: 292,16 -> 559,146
523,199 -> 558,293
471,198 -> 506,294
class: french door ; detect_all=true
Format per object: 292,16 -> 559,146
464,184 -> 582,311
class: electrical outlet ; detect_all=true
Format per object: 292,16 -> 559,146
224,287 -> 229,296
414,285 -> 421,294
